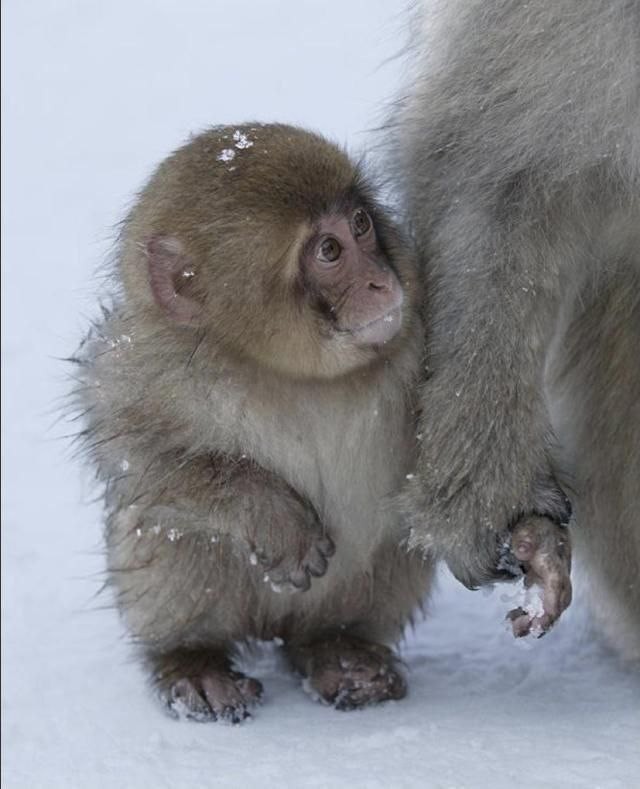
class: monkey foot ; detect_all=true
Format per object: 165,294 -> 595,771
291,635 -> 406,711
153,649 -> 263,724
506,516 -> 572,638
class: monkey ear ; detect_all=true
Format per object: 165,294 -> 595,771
145,236 -> 202,325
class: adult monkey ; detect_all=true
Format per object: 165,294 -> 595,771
389,0 -> 640,657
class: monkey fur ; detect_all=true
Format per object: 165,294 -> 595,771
388,0 -> 639,658
72,124 -> 433,721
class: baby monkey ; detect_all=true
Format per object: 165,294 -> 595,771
74,124 -> 571,722
74,124 -> 433,722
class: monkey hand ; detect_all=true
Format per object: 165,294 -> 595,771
253,532 -> 335,593
403,495 -> 572,636
504,515 -> 572,638
248,509 -> 335,594
400,460 -> 572,590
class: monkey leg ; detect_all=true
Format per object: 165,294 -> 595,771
287,634 -> 406,711
284,544 -> 430,710
109,525 -> 266,722
550,261 -> 640,659
149,648 -> 263,724
105,453 -> 335,720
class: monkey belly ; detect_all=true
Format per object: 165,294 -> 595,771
102,364 -> 427,653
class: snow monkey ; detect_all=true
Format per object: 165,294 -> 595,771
72,123 -> 436,722
388,0 -> 639,658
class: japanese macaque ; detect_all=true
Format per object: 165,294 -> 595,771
73,123 -> 434,722
388,0 -> 640,658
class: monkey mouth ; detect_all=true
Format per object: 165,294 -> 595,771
349,307 -> 403,345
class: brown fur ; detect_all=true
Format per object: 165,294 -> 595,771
73,123 -> 433,720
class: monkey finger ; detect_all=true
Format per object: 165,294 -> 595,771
264,566 -> 311,593
544,576 -> 572,625
508,610 -> 552,639
317,534 -> 335,558
508,568 -> 571,638
288,568 -> 312,591
529,553 -> 572,614
507,607 -> 534,638
528,613 -> 553,638
306,550 -> 329,578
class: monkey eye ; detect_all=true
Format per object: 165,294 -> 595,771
317,236 -> 342,264
352,208 -> 372,237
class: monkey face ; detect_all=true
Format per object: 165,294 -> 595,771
127,123 -> 418,380
302,209 -> 404,347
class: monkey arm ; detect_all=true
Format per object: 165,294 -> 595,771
401,216 -> 573,590
107,452 -> 334,593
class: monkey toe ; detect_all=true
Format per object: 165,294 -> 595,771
168,677 -> 217,721
169,671 -> 262,723
199,670 -> 262,724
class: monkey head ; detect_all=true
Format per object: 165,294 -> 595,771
120,124 -> 418,378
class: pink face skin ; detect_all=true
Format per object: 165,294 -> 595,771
304,208 -> 404,346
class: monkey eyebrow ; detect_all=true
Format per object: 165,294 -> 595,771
329,194 -> 368,219
303,202 -> 373,246
307,184 -> 375,227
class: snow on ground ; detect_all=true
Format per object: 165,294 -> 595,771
2,2 -> 639,787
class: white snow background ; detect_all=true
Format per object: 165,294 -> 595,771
2,2 -> 639,788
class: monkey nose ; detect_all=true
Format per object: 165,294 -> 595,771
367,267 -> 404,309
367,265 -> 397,290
